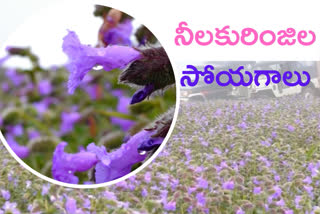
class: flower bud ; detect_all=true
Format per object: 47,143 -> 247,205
119,47 -> 175,91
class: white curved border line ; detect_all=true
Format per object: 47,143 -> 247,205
0,0 -> 181,189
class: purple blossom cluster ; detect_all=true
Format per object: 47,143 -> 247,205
52,130 -> 158,184
62,30 -> 141,94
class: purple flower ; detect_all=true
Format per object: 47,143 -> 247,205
83,198 -> 91,209
2,201 -> 20,214
222,180 -> 234,190
275,198 -> 285,206
62,30 -> 141,94
93,130 -> 154,183
164,201 -> 176,211
197,177 -> 208,189
303,176 -> 312,184
86,143 -> 110,166
304,185 -> 313,197
238,121 -> 248,129
214,108 -> 222,117
271,131 -> 277,138
188,187 -> 196,194
130,84 -> 155,104
244,151 -> 252,157
286,125 -> 295,132
171,179 -> 179,190
5,134 -> 30,159
284,210 -> 294,214
261,140 -> 271,147
184,149 -> 192,161
141,188 -> 148,197
103,191 -> 117,200
144,172 -> 152,183
5,69 -> 25,86
273,174 -> 280,182
38,79 -> 52,96
272,185 -> 282,198
236,208 -> 245,214
201,141 -> 208,147
253,186 -> 262,194
196,192 -> 206,207
226,125 -> 234,131
213,147 -> 222,155
103,19 -> 133,46
52,142 -> 98,184
41,184 -> 50,196
1,190 -> 10,201
65,197 -> 77,214
111,96 -> 135,131
32,98 -> 52,115
7,124 -> 24,136
308,163 -> 319,177
59,112 -> 81,135
295,195 -> 302,209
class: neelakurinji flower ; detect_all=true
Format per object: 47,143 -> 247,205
236,208 -> 245,214
164,201 -> 176,211
1,189 -> 10,201
196,192 -> 206,207
52,142 -> 98,184
65,197 -> 84,214
51,128 -> 164,184
2,201 -> 21,214
144,171 -> 151,183
253,186 -> 262,194
196,177 -> 208,189
37,79 -> 52,96
5,69 -> 25,87
62,30 -> 141,94
141,188 -> 148,197
286,124 -> 295,132
6,124 -> 23,137
222,180 -> 234,190
86,143 -> 110,166
91,130 -> 158,183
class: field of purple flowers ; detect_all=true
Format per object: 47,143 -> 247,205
1,95 -> 320,213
